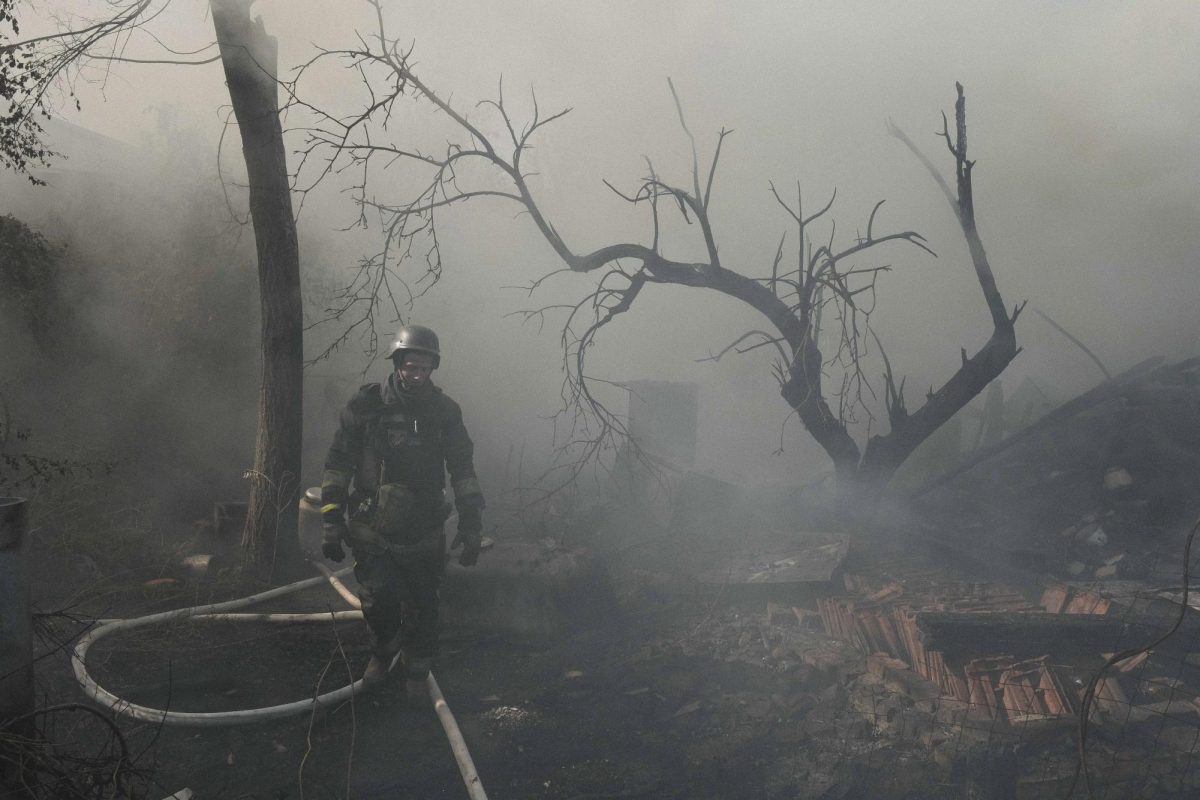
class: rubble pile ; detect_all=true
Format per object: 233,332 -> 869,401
592,358 -> 1200,796
801,567 -> 1200,797
818,574 -> 1037,701
917,357 -> 1200,583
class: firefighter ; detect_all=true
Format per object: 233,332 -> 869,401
320,324 -> 485,690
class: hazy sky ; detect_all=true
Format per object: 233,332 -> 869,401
12,0 -> 1200,489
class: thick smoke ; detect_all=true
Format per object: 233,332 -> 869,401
7,0 -> 1200,515
1,117 -> 262,527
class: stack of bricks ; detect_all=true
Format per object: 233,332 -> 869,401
818,574 -> 1107,722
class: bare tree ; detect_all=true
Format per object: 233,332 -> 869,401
291,25 -> 1015,511
2,0 -> 303,569
289,8 -> 1022,512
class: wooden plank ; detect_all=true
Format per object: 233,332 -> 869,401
916,610 -> 1200,658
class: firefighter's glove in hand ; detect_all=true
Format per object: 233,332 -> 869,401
457,534 -> 482,567
322,521 -> 347,563
452,507 -> 483,567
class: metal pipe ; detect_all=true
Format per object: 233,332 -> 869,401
0,497 -> 31,727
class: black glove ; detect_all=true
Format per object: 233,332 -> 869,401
322,520 -> 347,563
451,506 -> 482,567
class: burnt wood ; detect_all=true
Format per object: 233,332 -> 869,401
915,609 -> 1200,658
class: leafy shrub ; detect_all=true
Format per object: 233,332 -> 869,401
0,214 -> 67,344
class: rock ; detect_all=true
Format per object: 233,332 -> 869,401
1077,524 -> 1108,547
179,553 -> 223,581
1103,467 -> 1133,491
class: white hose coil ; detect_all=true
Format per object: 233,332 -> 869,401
72,560 -> 491,797
71,568 -> 366,727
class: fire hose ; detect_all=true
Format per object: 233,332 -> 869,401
70,563 -> 489,800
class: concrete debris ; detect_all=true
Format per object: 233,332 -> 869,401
917,357 -> 1200,586
482,705 -> 538,732
813,567 -> 1200,740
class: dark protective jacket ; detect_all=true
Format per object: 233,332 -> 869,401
321,373 -> 483,534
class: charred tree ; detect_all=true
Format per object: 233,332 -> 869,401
847,84 -> 1023,495
290,13 -> 1021,515
212,0 -> 303,572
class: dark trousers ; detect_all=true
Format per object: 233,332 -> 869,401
352,529 -> 444,661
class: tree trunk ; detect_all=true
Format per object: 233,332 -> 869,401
211,0 -> 303,576
805,85 -> 1022,512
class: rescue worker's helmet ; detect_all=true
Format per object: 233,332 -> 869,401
386,324 -> 441,368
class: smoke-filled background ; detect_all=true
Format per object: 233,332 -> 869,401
3,0 -> 1199,529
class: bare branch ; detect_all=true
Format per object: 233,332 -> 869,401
667,76 -> 701,203
703,128 -> 732,209
858,83 -> 1022,488
92,52 -> 221,66
769,230 -> 786,297
1033,306 -> 1111,379
697,330 -> 790,366
886,117 -> 958,215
